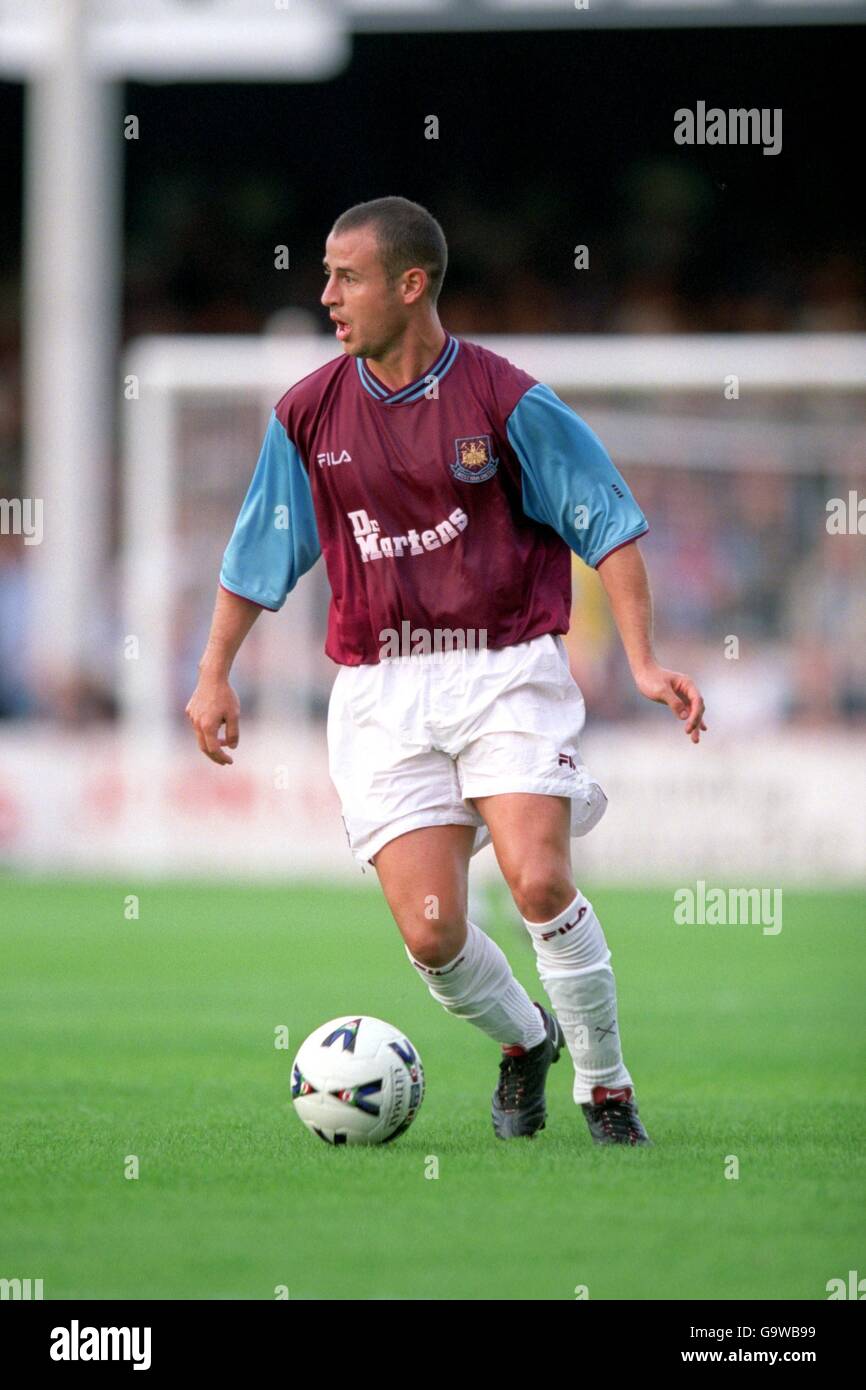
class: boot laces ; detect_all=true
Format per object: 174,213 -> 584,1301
593,1098 -> 640,1142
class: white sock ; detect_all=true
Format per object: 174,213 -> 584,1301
405,918 -> 546,1050
522,890 -> 634,1104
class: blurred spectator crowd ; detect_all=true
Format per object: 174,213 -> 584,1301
0,170 -> 864,729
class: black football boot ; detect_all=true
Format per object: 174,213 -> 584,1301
491,1002 -> 565,1139
581,1084 -> 653,1145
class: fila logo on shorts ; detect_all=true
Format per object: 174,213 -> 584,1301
540,906 -> 587,941
558,753 -> 576,769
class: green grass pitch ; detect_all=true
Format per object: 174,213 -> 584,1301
1,874 -> 864,1300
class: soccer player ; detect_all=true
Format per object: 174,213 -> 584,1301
186,197 -> 706,1146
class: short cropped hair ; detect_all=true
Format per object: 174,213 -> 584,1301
331,196 -> 448,305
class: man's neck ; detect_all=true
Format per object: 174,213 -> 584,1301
365,319 -> 447,392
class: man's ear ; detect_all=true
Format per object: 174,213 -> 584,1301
401,268 -> 428,305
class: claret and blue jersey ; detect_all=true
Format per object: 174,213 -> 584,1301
219,333 -> 649,665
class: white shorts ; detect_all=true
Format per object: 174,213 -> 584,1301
326,632 -> 608,865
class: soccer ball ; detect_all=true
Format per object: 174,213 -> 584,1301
291,1015 -> 425,1145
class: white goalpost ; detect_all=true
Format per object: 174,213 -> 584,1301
120,331 -> 866,727
113,331 -> 866,882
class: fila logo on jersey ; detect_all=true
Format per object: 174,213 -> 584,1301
451,435 -> 499,483
317,449 -> 352,467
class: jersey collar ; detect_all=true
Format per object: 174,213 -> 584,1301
356,332 -> 460,404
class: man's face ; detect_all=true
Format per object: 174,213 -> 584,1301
321,225 -> 408,359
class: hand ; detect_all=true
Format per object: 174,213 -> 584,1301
632,662 -> 707,744
185,674 -> 241,765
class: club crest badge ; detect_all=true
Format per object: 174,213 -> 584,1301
451,435 -> 499,483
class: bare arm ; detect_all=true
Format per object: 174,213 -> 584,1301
596,540 -> 707,743
185,585 -> 264,765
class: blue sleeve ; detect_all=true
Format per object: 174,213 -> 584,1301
219,410 -> 321,610
505,382 -> 649,568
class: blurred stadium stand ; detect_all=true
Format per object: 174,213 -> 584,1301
0,0 -> 863,878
